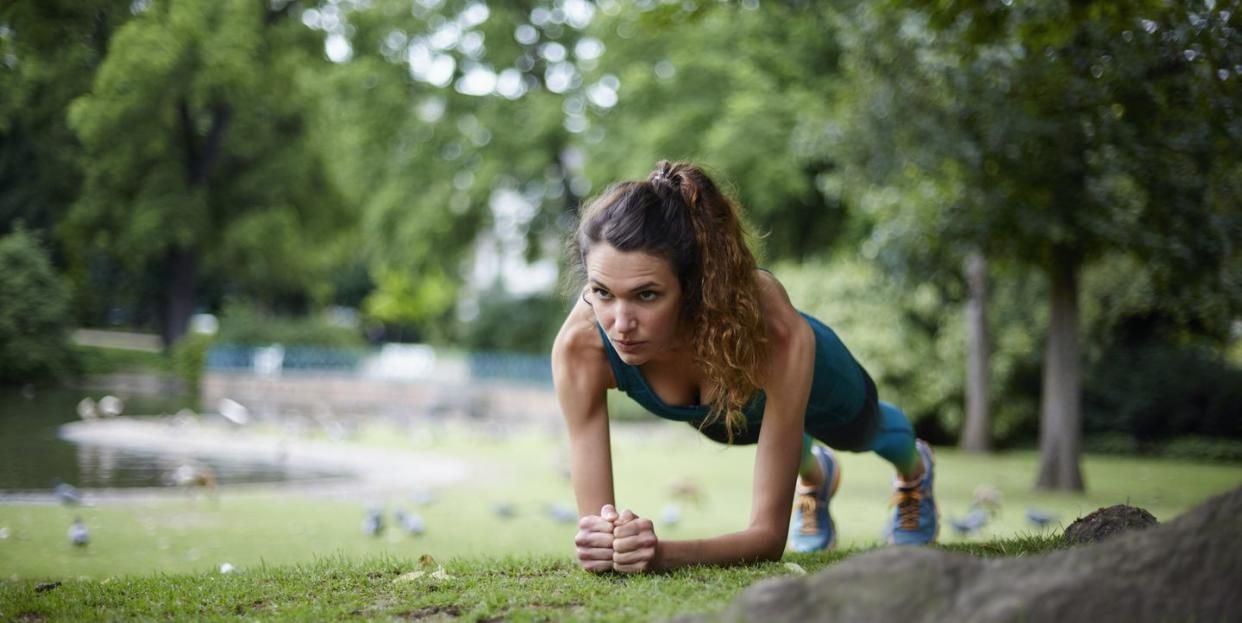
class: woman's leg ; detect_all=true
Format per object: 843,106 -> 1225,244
797,434 -> 824,487
867,402 -> 922,481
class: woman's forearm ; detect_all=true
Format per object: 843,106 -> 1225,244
653,526 -> 786,570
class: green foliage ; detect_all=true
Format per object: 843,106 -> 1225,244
169,332 -> 214,394
453,290 -> 569,354
581,1 -> 848,260
215,301 -> 365,349
1085,434 -> 1242,464
1084,342 -> 1242,441
72,345 -> 169,377
0,227 -> 74,384
774,256 -> 1044,445
59,0 -> 357,340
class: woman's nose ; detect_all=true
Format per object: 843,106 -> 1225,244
614,304 -> 638,332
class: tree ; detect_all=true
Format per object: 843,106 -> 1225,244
61,0 -> 354,346
0,0 -> 133,236
580,1 -> 850,261
835,0 -> 1242,489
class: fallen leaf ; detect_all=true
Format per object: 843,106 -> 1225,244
392,571 -> 426,584
783,562 -> 807,576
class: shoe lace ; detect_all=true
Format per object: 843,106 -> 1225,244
796,493 -> 820,535
891,487 -> 924,530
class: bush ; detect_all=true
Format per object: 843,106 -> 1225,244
0,227 -> 74,384
170,332 -> 215,394
1084,342 -> 1242,441
454,291 -> 569,354
215,300 -> 366,349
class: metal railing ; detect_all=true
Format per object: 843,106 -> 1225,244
205,343 -> 551,386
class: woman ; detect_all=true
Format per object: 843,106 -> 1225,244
552,161 -> 938,574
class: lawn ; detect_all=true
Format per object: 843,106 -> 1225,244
1,418 -> 1240,620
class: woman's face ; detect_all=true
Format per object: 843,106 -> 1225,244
584,243 -> 684,366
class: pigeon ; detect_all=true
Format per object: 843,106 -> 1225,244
53,479 -> 83,506
167,463 -> 218,495
68,517 -> 89,547
219,562 -> 235,574
218,398 -> 251,426
362,507 -> 385,536
1025,507 -> 1058,528
493,502 -> 517,518
77,398 -> 99,421
972,485 -> 1003,516
98,395 -> 124,417
948,507 -> 990,537
394,508 -> 426,535
410,489 -> 437,507
544,503 -> 577,524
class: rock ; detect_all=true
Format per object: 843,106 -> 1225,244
672,486 -> 1242,623
1062,504 -> 1157,545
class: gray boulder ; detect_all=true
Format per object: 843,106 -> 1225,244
676,486 -> 1242,623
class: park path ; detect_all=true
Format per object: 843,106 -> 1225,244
7,417 -> 473,504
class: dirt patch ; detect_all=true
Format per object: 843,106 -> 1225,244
16,613 -> 47,623
395,605 -> 461,620
1063,504 -> 1158,545
232,599 -> 266,615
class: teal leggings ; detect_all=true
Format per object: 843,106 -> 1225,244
802,401 -> 919,476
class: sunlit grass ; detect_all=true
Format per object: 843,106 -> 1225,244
1,417 -> 1239,583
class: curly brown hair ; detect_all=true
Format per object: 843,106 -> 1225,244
572,161 -> 768,442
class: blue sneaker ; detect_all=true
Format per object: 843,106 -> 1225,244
789,445 -> 841,552
885,439 -> 939,545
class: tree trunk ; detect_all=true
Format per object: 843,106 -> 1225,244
161,246 -> 199,347
960,250 -> 991,452
1036,254 -> 1085,491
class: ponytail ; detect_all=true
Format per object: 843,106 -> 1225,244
643,161 -> 767,442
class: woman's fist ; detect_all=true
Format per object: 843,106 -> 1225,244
612,508 -> 659,573
574,504 -> 619,573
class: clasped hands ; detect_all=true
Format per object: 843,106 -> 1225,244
574,504 -> 659,573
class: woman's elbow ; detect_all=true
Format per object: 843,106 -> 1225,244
754,529 -> 788,562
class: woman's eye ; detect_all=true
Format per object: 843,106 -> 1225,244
639,291 -> 658,301
593,288 -> 613,299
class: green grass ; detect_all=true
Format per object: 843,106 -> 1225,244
0,536 -> 1070,622
1,420 -> 1239,620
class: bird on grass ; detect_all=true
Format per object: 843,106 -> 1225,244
53,479 -> 82,506
218,398 -> 251,426
544,503 -> 577,524
410,488 -> 437,507
493,502 -> 517,518
68,517 -> 89,547
948,507 -> 990,537
77,398 -> 99,422
362,507 -> 385,537
98,395 -> 124,418
394,508 -> 426,536
1025,507 -> 1059,528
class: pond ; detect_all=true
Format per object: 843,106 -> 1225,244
0,385 -> 345,492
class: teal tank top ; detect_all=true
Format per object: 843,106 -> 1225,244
596,312 -> 868,430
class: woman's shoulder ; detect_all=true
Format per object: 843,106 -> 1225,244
552,293 -> 614,389
753,269 -> 808,344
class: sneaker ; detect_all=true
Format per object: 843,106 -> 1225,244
885,439 -> 939,545
789,445 -> 841,552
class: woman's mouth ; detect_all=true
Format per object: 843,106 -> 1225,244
614,339 -> 646,353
